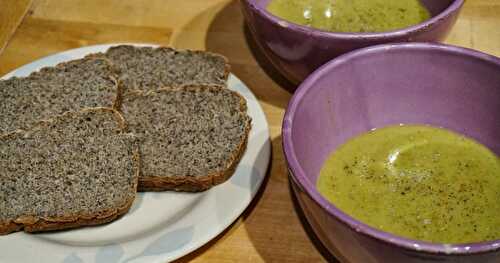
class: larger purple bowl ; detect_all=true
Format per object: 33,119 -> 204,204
241,0 -> 464,85
282,43 -> 500,262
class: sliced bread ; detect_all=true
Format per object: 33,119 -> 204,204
122,86 -> 251,192
0,58 -> 121,135
89,45 -> 230,93
0,108 -> 140,235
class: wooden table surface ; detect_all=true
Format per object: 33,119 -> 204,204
1,0 -> 499,262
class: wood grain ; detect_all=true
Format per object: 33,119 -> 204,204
0,0 -> 499,262
0,17 -> 171,74
0,0 -> 33,54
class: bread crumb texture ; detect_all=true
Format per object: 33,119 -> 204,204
123,87 -> 250,178
0,110 -> 138,221
0,58 -> 117,134
101,46 -> 228,91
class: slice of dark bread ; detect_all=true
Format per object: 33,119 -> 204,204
0,58 -> 121,135
88,45 -> 230,94
121,86 -> 251,192
0,108 -> 140,235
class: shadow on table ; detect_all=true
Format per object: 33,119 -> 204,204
205,0 -> 297,93
171,0 -> 295,109
240,135 -> 340,262
173,134 -> 338,262
172,139 -> 274,263
171,1 -> 340,262
241,23 -> 298,94
288,178 -> 342,263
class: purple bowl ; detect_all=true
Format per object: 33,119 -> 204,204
282,43 -> 500,262
241,0 -> 464,86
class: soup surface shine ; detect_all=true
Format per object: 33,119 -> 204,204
267,0 -> 431,33
317,125 -> 500,244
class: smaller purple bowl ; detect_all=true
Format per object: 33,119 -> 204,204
241,0 -> 464,86
282,43 -> 500,262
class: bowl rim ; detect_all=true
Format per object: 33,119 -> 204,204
282,42 -> 500,255
243,0 -> 464,39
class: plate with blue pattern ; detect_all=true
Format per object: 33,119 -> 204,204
0,44 -> 271,263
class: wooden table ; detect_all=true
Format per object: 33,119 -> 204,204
1,1 -> 499,262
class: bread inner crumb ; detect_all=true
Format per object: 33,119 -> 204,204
0,110 -> 137,221
0,59 -> 117,134
123,87 -> 250,177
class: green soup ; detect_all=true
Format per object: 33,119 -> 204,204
267,0 -> 431,33
317,125 -> 500,244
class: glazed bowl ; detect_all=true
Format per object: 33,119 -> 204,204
241,0 -> 464,85
282,43 -> 500,262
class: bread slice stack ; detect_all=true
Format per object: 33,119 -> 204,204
88,45 -> 230,93
0,45 -> 251,234
95,46 -> 250,191
0,108 -> 140,235
122,86 -> 251,192
0,58 -> 121,134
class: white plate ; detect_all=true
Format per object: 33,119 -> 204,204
0,44 -> 271,263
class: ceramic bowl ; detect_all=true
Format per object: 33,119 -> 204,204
241,0 -> 464,85
282,43 -> 500,262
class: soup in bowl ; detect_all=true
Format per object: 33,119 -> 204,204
241,0 -> 464,85
282,43 -> 500,262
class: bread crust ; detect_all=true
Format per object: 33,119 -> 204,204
36,57 -> 123,111
131,86 -> 252,192
153,46 -> 231,85
0,192 -> 136,235
0,107 -> 128,140
138,132 -> 249,192
0,57 -> 122,136
86,45 -> 231,96
105,45 -> 231,81
0,108 -> 140,235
